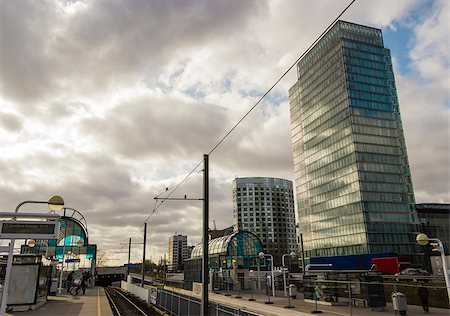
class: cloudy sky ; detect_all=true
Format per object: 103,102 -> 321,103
0,0 -> 448,265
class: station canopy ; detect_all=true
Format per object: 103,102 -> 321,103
21,214 -> 96,261
191,230 -> 263,259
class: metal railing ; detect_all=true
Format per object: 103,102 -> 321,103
157,288 -> 263,316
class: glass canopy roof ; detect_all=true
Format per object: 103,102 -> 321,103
191,231 -> 263,259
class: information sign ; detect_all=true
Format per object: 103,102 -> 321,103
0,220 -> 60,239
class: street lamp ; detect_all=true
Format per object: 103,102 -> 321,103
0,195 -> 64,316
282,251 -> 296,297
259,251 -> 275,298
416,233 -> 450,303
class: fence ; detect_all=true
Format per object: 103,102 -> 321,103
123,274 -> 449,315
122,280 -> 263,316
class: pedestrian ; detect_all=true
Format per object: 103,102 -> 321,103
66,271 -> 74,293
81,272 -> 89,295
418,283 -> 429,312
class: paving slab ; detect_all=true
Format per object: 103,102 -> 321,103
6,287 -> 113,316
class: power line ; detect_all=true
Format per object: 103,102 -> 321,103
148,0 -> 357,212
116,0 -> 357,259
208,0 -> 356,156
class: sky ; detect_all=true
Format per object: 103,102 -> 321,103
0,0 -> 448,266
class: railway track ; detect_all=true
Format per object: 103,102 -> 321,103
104,287 -> 161,316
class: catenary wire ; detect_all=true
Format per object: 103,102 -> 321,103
114,0 -> 357,263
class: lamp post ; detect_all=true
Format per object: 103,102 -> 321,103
282,251 -> 296,297
0,195 -> 64,316
259,252 -> 275,297
416,233 -> 450,303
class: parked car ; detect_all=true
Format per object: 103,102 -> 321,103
395,268 -> 430,282
395,268 -> 430,276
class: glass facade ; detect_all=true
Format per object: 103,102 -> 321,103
289,20 -> 421,262
232,177 -> 296,265
184,231 -> 263,289
416,203 -> 450,255
20,217 -> 97,267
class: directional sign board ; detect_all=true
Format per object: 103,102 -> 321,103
0,220 -> 60,239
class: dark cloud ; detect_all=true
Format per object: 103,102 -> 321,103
0,112 -> 22,132
0,0 -> 265,108
80,96 -> 229,159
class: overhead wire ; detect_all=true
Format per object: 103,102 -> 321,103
145,0 -> 357,211
111,166 -> 204,259
115,0 -> 357,262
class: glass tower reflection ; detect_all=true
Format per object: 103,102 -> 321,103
289,21 -> 421,262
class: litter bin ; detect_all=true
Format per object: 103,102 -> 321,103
49,278 -> 59,295
392,292 -> 407,315
289,284 -> 297,299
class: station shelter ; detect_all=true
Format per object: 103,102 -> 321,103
0,209 -> 96,310
21,208 -> 97,275
184,230 -> 264,291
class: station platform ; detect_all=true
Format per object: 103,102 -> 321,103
207,289 -> 450,316
6,287 -> 113,316
163,286 -> 450,316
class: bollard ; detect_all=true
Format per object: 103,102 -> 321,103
264,279 -> 273,304
311,282 -> 322,314
348,281 -> 353,316
235,281 -> 242,299
248,279 -> 256,301
284,291 -> 295,309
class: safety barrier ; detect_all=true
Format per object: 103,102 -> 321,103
121,280 -> 262,316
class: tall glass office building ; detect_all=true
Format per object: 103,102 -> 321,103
288,21 -> 421,262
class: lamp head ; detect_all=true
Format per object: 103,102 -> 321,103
48,195 -> 64,212
258,251 -> 265,259
416,233 -> 429,246
28,239 -> 36,248
290,251 -> 296,257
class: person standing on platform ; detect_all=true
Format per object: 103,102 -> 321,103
418,283 -> 429,312
66,271 -> 74,293
81,272 -> 89,295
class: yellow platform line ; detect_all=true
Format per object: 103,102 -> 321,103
97,288 -> 102,316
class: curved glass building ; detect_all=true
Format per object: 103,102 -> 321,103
184,231 -> 263,290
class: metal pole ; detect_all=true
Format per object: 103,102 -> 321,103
0,241 -> 14,315
128,238 -> 131,279
58,213 -> 68,294
257,258 -> 261,290
164,253 -> 166,286
249,279 -> 255,301
282,254 -> 287,296
265,273 -> 272,304
430,238 -> 450,303
141,222 -> 147,287
270,254 -> 275,298
284,260 -> 295,309
201,154 -> 209,316
300,233 -> 306,272
348,281 -> 353,316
